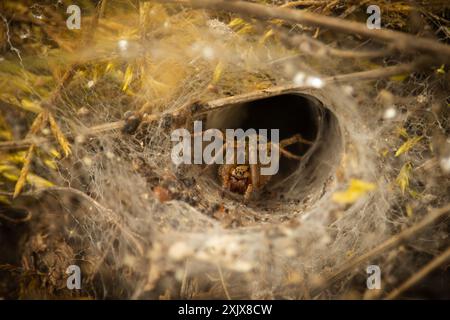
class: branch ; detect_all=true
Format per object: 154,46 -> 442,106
309,203 -> 450,298
328,60 -> 420,82
0,120 -> 124,152
0,60 -> 424,152
385,246 -> 450,299
278,31 -> 395,59
204,60 -> 420,112
160,0 -> 450,63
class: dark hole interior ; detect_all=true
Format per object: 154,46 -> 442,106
205,93 -> 322,184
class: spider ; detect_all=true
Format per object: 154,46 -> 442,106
216,133 -> 314,202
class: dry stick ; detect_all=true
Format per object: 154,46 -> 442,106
278,31 -> 394,59
309,203 -> 450,298
6,0 -> 109,171
0,59 -> 418,152
0,210 -> 32,223
160,0 -> 450,62
328,60 -> 421,82
2,185 -> 145,255
180,259 -> 190,299
205,60 -> 419,112
25,186 -> 145,256
281,1 -> 328,7
0,120 -> 124,152
216,262 -> 232,300
385,246 -> 450,299
45,0 -> 107,109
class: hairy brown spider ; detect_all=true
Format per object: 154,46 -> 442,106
218,134 -> 313,202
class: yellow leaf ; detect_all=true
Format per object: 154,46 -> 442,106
228,17 -> 253,34
105,62 -> 114,73
259,28 -> 274,45
0,130 -> 12,140
212,61 -> 224,84
44,158 -> 57,170
332,179 -> 376,204
49,148 -> 61,159
396,162 -> 412,195
20,99 -> 43,113
228,18 -> 246,28
380,148 -> 389,157
436,64 -> 445,75
28,111 -> 48,135
0,129 -> 12,141
390,74 -> 408,82
406,204 -> 413,217
0,116 -> 13,141
0,195 -> 11,205
27,173 -> 54,189
6,152 -> 26,164
254,81 -> 271,90
122,65 -> 133,91
48,113 -> 71,157
13,144 -> 35,198
237,24 -> 253,35
0,164 -> 19,182
408,189 -> 421,199
0,165 -> 16,173
395,136 -> 422,157
2,172 -> 19,182
396,127 -> 409,139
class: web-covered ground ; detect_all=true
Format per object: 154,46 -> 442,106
0,0 -> 449,299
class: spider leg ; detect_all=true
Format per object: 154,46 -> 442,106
219,165 -> 232,197
196,130 -> 228,172
244,184 -> 253,203
279,146 -> 304,160
222,170 -> 231,189
280,134 -> 314,148
266,142 -> 304,160
266,134 -> 315,160
250,163 -> 260,189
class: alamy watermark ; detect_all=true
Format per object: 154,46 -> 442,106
366,265 -> 381,290
66,264 -> 81,290
171,121 -> 280,175
366,5 -> 381,29
66,4 -> 81,30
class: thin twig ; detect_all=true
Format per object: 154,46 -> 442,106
205,60 -> 420,112
0,59 -> 422,152
180,259 -> 190,299
216,262 -> 232,300
328,60 -> 421,82
281,1 -> 328,8
45,0 -> 108,109
309,203 -> 450,297
22,186 -> 145,256
385,246 -> 450,299
278,31 -> 394,59
159,0 -> 450,62
0,120 -> 124,151
0,209 -> 32,223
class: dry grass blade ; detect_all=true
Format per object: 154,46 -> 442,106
216,262 -> 231,300
48,112 -> 71,157
159,0 -> 450,62
385,246 -> 450,299
13,144 -> 35,198
310,203 -> 450,297
0,57 -> 422,153
0,121 -> 124,152
27,111 -> 48,136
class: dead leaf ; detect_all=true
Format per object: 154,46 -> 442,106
48,113 -> 71,157
13,144 -> 35,198
332,179 -> 376,204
